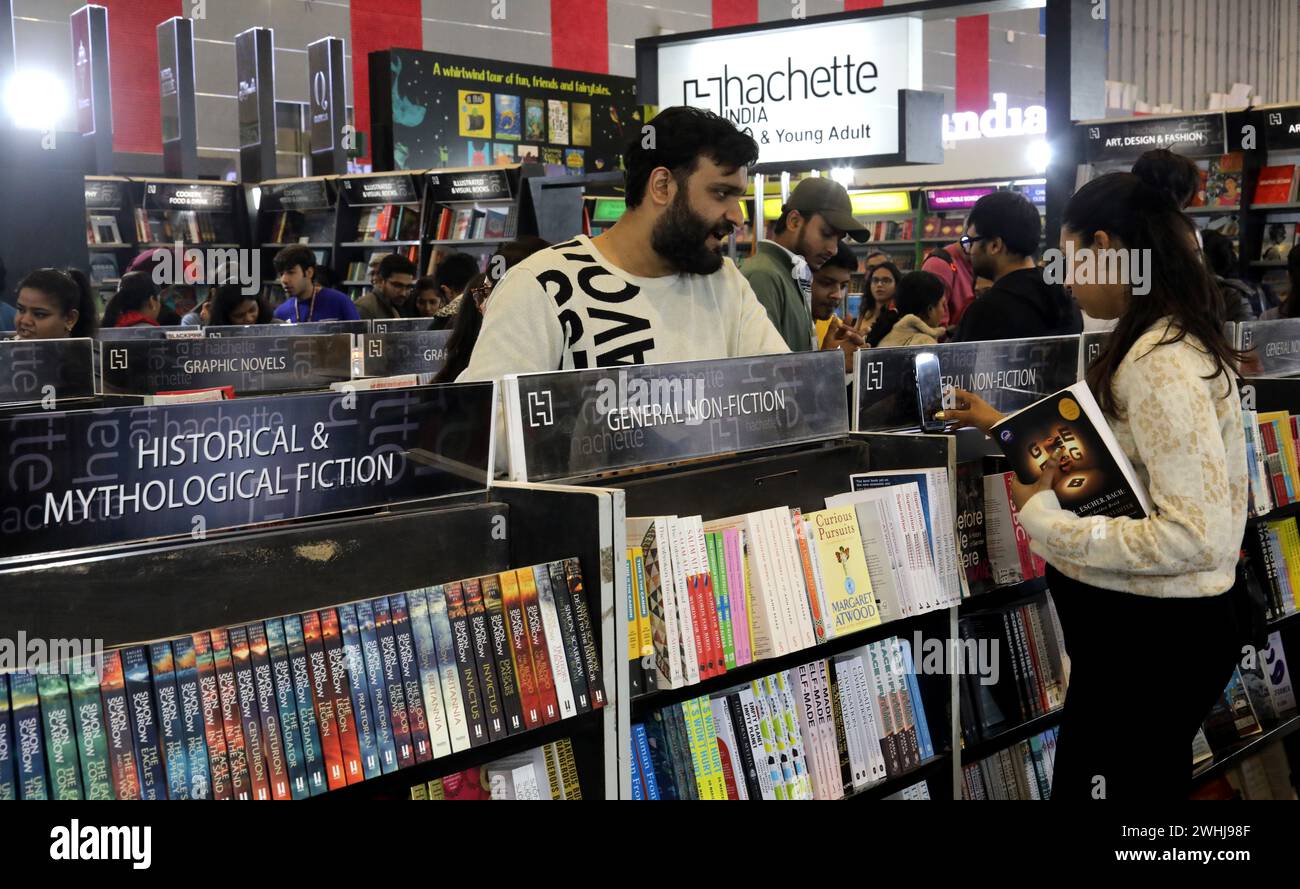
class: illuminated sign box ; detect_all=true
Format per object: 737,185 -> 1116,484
926,187 -> 996,211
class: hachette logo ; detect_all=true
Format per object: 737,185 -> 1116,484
49,821 -> 151,870
681,56 -> 880,125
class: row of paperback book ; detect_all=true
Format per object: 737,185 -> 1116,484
920,215 -> 967,240
961,726 -> 1057,800
1196,630 -> 1296,766
132,209 -> 224,244
958,594 -> 1067,745
625,469 -> 964,693
429,205 -> 512,242
355,204 -> 422,243
1244,407 -> 1300,517
629,637 -> 936,801
409,738 -> 582,800
862,219 -> 916,242
0,558 -> 603,800
342,246 -> 420,283
87,214 -> 123,245
1248,517 -> 1300,620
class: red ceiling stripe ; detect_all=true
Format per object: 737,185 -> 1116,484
713,0 -> 759,27
551,0 -> 609,74
844,0 -> 886,10
350,0 -> 423,165
100,0 -> 181,154
955,15 -> 990,114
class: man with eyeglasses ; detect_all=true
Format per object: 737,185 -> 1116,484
355,253 -> 417,321
951,190 -> 1081,342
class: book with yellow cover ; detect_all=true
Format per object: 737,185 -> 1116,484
458,90 -> 491,137
806,507 -> 881,635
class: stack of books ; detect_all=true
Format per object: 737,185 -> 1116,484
1247,518 -> 1300,621
1244,407 -> 1299,515
865,219 -> 915,242
411,738 -> 581,799
961,726 -> 1058,799
958,595 -> 1067,745
355,204 -> 422,242
630,638 -> 935,800
430,205 -> 512,241
0,557 -> 603,800
627,479 -> 961,693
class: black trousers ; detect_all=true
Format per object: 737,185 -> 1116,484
1045,564 -> 1239,800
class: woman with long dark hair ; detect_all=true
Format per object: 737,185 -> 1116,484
946,172 -> 1247,800
101,272 -> 161,328
855,259 -> 900,339
434,273 -> 491,384
207,284 -> 272,326
12,268 -> 99,339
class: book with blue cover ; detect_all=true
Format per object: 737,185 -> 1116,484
229,626 -> 272,800
407,588 -> 453,758
355,599 -> 399,774
192,632 -> 232,800
372,596 -> 415,769
147,641 -> 189,800
211,628 -> 253,799
390,593 -> 434,763
169,635 -> 212,800
337,603 -> 382,780
494,94 -> 521,140
122,646 -> 167,799
283,615 -> 327,795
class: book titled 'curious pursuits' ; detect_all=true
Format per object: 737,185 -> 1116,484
990,381 -> 1153,520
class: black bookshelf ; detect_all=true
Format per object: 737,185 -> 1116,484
84,176 -> 139,300
1250,499 -> 1300,524
959,577 -> 1051,614
1192,714 -> 1300,787
960,708 -> 1064,765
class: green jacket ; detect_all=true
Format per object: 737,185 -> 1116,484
741,241 -> 815,352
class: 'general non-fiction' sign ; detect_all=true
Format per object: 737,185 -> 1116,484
650,15 -> 922,167
855,336 -> 1081,431
100,335 -> 352,395
0,383 -> 496,560
504,351 -> 850,482
355,331 -> 452,378
0,338 -> 96,405
1238,319 -> 1300,378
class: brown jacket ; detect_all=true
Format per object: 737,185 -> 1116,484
877,314 -> 945,348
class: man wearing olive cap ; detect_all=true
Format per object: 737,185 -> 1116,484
742,176 -> 871,353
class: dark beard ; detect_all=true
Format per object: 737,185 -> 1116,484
651,192 -> 732,275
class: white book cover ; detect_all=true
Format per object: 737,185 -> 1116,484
644,516 -> 685,688
667,517 -> 702,684
771,507 -> 815,651
426,585 -> 471,753
511,763 -> 542,799
743,511 -> 786,658
738,685 -> 776,800
983,473 -> 1028,586
793,665 -> 828,799
709,697 -> 749,800
814,660 -> 845,799
761,674 -> 799,798
775,508 -> 817,650
1265,630 -> 1297,716
853,655 -> 888,783
833,658 -> 869,789
877,639 -> 915,769
747,681 -> 784,800
896,484 -> 942,612
851,501 -> 909,622
857,650 -> 894,781
773,671 -> 813,800
758,509 -> 797,655
926,467 -> 966,604
534,564 -> 577,719
877,494 -> 923,616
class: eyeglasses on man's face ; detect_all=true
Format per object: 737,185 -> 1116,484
959,234 -> 986,253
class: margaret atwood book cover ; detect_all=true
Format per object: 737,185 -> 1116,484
991,381 -> 1153,520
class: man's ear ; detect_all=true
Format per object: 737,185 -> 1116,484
648,166 -> 676,207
